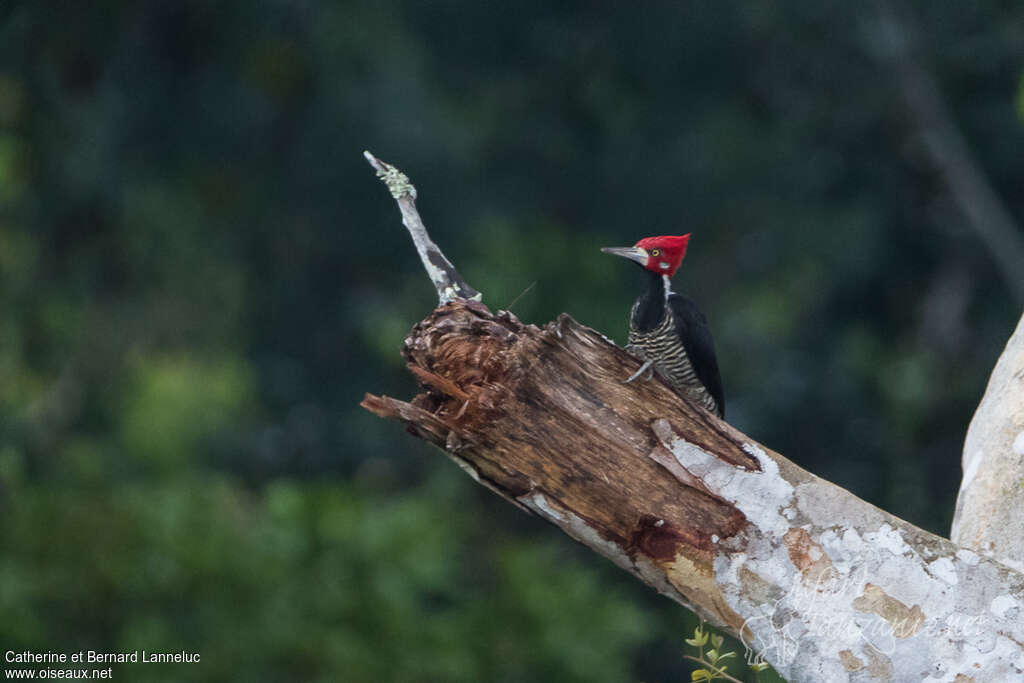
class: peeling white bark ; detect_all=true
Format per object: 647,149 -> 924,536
951,313 -> 1024,572
651,420 -> 1024,681
371,303 -> 1024,681
365,155 -> 1024,683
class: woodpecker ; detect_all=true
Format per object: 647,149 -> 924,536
601,234 -> 725,417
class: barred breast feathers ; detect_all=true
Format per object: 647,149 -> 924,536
628,305 -> 719,414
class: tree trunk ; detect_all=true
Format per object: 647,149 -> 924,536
361,152 -> 1024,682
951,314 -> 1024,572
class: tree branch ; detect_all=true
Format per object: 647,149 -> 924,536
362,156 -> 1024,682
951,313 -> 1024,572
364,151 -> 480,303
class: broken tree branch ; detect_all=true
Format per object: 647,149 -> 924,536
951,313 -> 1024,572
362,156 -> 1024,681
364,151 -> 480,303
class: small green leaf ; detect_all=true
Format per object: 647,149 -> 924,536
718,651 -> 736,660
684,638 -> 701,647
752,661 -> 770,672
706,648 -> 719,663
698,632 -> 709,647
691,669 -> 712,682
711,634 -> 724,650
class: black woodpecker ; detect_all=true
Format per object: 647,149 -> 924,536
601,234 -> 725,418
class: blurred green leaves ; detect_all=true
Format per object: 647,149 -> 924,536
1017,71 -> 1024,123
119,355 -> 253,471
0,1 -> 1022,681
0,132 -> 25,204
0,469 -> 649,683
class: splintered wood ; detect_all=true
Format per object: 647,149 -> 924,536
363,299 -> 755,601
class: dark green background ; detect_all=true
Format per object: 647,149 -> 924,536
1,2 -> 1022,681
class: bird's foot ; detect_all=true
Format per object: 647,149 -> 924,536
624,343 -> 645,358
623,345 -> 654,383
625,359 -> 655,384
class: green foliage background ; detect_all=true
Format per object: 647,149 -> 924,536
1,2 -> 1023,681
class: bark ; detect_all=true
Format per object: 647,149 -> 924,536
361,153 -> 1024,682
363,151 -> 480,303
952,314 -> 1024,572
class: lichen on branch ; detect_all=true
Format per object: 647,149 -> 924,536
363,151 -> 480,303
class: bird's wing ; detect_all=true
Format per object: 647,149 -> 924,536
668,293 -> 726,417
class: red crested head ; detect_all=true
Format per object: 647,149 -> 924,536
600,234 -> 691,277
634,234 -> 690,276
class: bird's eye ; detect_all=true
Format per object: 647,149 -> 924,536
650,249 -> 661,256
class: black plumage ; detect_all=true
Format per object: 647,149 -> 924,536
628,270 -> 725,417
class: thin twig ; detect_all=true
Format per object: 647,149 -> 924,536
506,280 -> 537,311
364,151 -> 481,303
681,655 -> 745,683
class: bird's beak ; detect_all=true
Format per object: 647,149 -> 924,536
600,246 -> 648,266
